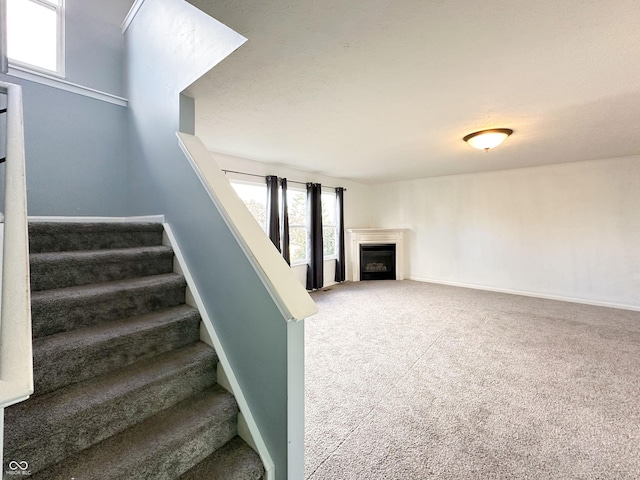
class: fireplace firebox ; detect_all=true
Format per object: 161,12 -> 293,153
360,244 -> 396,280
348,228 -> 405,281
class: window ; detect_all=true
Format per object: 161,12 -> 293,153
287,188 -> 307,264
231,182 -> 267,231
321,192 -> 337,259
7,0 -> 65,75
231,180 -> 339,265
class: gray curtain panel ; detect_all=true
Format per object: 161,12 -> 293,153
306,182 -> 323,290
280,178 -> 291,265
265,175 -> 281,252
335,187 -> 346,282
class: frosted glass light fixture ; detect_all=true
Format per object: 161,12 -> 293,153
463,128 -> 513,151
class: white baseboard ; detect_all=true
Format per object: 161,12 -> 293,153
409,276 -> 640,313
28,215 -> 165,223
121,0 -> 147,33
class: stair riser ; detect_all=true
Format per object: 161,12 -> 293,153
34,315 -> 201,396
30,251 -> 174,291
28,223 -> 164,253
31,281 -> 186,338
6,355 -> 218,476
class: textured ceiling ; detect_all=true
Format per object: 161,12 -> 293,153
185,0 -> 640,183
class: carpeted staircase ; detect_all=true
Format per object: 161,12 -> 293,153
3,221 -> 265,480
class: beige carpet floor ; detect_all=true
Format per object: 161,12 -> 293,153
305,280 -> 640,479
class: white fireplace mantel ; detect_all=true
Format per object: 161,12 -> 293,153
347,228 -> 406,281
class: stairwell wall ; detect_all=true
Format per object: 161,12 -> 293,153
125,1 -> 297,478
0,0 -> 133,216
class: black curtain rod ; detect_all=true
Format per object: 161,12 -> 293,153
222,169 -> 346,191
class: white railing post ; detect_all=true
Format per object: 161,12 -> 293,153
0,81 -> 33,405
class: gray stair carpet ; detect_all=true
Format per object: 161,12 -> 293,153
3,221 -> 264,480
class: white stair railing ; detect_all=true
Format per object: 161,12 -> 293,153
0,81 -> 33,469
177,132 -> 318,322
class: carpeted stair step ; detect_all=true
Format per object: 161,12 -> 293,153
179,436 -> 265,480
4,343 -> 218,476
30,273 -> 187,338
29,385 -> 239,480
30,245 -> 175,291
28,222 -> 165,253
5,220 -> 265,479
33,305 -> 202,396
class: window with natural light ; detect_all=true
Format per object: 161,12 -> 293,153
287,188 -> 307,264
321,192 -> 337,259
7,0 -> 64,75
231,181 -> 338,265
231,181 -> 268,231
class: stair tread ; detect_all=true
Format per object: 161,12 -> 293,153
30,245 -> 175,291
30,273 -> 188,337
6,342 -> 217,452
28,222 -> 165,253
31,272 -> 185,302
28,222 -> 165,232
34,304 -> 199,353
30,245 -> 174,263
31,385 -> 238,480
179,436 -> 265,480
33,304 -> 201,395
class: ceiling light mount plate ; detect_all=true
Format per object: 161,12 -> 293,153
463,128 -> 513,151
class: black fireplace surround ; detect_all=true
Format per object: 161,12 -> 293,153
360,244 -> 396,280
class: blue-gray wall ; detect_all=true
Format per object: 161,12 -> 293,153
1,0 -> 133,216
0,75 -> 130,216
126,1 -> 294,478
65,0 -> 133,96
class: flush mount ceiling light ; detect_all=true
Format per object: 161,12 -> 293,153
463,128 -> 513,151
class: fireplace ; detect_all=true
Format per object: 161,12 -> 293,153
360,244 -> 396,280
347,228 -> 405,282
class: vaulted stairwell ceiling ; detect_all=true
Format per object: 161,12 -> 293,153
185,0 -> 640,183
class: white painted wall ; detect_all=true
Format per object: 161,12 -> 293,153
372,156 -> 640,310
209,151 -> 374,288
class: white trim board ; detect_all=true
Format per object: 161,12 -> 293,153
7,66 -> 128,107
121,0 -> 146,33
177,132 -> 318,322
28,215 -> 165,223
410,276 -> 640,313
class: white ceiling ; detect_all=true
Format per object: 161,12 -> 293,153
185,0 -> 640,184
